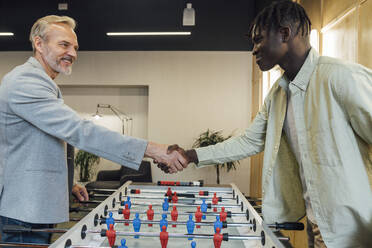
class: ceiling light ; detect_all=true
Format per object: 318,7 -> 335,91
106,32 -> 191,36
183,3 -> 195,26
0,32 -> 14,36
58,3 -> 68,10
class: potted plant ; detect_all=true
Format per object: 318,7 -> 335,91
74,150 -> 100,182
193,129 -> 240,184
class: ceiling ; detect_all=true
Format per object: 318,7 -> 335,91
0,0 -> 275,51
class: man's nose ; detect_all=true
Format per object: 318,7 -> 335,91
68,47 -> 77,60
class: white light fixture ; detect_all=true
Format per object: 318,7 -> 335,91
0,32 -> 14,36
107,32 -> 191,36
92,104 -> 132,135
93,109 -> 102,120
58,3 -> 68,10
183,3 -> 195,26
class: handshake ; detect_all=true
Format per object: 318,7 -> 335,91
145,142 -> 198,174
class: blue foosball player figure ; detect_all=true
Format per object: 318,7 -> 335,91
125,196 -> 132,209
119,239 -> 128,248
191,241 -> 196,248
214,216 -> 223,233
201,199 -> 208,220
106,212 -> 115,230
160,213 -> 168,231
186,214 -> 195,240
162,198 -> 169,211
133,212 -> 141,239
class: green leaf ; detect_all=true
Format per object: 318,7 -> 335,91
74,150 -> 100,182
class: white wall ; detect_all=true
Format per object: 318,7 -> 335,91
60,86 -> 149,181
0,51 -> 253,194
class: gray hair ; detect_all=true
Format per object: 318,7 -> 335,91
29,15 -> 76,51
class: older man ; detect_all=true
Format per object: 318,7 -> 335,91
0,15 -> 186,245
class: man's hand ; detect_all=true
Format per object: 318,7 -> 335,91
145,142 -> 189,174
157,145 -> 198,174
72,184 -> 89,202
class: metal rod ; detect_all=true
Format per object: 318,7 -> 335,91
128,188 -> 233,195
2,225 -> 68,234
110,208 -> 246,217
125,195 -> 235,201
0,242 -> 50,247
101,218 -> 254,228
69,207 -> 95,213
79,200 -> 102,204
87,188 -> 116,193
87,230 -> 270,241
121,201 -> 242,209
90,193 -> 110,198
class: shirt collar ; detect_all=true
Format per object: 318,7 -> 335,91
27,56 -> 45,71
279,47 -> 319,92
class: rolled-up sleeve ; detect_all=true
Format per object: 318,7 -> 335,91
196,104 -> 268,168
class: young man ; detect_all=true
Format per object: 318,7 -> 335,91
163,1 -> 372,247
0,15 -> 187,245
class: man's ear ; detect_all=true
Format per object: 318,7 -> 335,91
279,26 -> 291,43
33,36 -> 44,54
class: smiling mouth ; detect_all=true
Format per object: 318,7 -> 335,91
61,57 -> 73,65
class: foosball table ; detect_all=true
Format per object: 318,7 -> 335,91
50,181 -> 302,248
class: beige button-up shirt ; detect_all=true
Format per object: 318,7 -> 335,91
196,49 -> 372,247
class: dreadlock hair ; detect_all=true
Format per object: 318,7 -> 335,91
249,0 -> 311,38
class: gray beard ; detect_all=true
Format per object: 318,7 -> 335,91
43,49 -> 72,75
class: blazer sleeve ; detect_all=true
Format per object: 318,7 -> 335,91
7,70 -> 148,170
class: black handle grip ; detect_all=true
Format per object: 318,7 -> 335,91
69,207 -> 80,212
276,222 -> 304,230
100,217 -> 106,225
174,193 -> 195,198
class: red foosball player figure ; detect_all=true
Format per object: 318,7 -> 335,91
106,224 -> 116,247
220,207 -> 227,222
171,206 -> 178,227
123,204 -> 131,226
213,227 -> 223,248
212,193 -> 218,212
147,204 -> 154,227
172,192 -> 178,203
160,225 -> 169,248
195,206 -> 203,228
166,187 -> 172,197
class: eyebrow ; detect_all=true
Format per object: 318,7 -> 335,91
59,40 -> 79,50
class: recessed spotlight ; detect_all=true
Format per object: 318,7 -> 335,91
58,3 -> 68,10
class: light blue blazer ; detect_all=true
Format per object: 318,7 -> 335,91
0,57 -> 148,223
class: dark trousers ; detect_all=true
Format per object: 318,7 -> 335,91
0,216 -> 52,247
